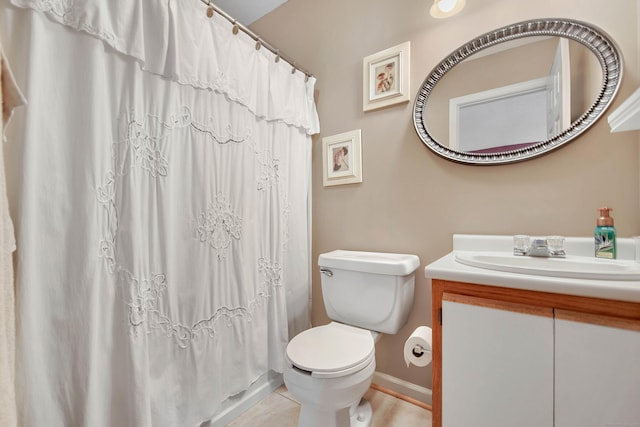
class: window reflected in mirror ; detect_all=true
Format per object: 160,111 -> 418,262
425,36 -> 601,153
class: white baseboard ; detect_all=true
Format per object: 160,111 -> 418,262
372,371 -> 432,406
205,371 -> 284,427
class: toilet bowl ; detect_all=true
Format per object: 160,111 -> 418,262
284,322 -> 377,427
284,250 -> 420,427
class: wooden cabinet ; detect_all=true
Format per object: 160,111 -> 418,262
432,280 -> 640,427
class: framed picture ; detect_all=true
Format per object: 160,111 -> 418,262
322,129 -> 362,187
363,41 -> 410,112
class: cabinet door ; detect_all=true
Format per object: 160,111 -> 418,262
555,310 -> 640,427
442,293 -> 554,427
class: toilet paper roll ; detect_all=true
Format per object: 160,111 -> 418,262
403,326 -> 432,368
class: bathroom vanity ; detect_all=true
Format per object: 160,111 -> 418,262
425,235 -> 640,427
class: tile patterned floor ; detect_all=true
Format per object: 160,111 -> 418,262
226,385 -> 432,426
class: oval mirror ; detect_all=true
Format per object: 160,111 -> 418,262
413,19 -> 623,165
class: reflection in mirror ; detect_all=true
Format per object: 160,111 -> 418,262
413,19 -> 622,165
427,37 -> 601,152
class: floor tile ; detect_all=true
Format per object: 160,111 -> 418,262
226,392 -> 300,427
226,386 -> 432,426
366,389 -> 432,426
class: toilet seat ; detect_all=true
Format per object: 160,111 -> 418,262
286,322 -> 375,379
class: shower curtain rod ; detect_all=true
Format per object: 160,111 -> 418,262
199,0 -> 313,79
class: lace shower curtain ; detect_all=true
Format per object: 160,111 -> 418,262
0,0 -> 318,425
1,39 -> 27,427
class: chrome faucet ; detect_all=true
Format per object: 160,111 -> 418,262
513,235 -> 565,258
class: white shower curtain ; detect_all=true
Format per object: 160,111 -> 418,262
0,37 -> 27,427
0,0 -> 318,425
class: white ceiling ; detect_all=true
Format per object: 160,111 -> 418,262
212,0 -> 287,25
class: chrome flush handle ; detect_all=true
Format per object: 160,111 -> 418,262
319,268 -> 333,277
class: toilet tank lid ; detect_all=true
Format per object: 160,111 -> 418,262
318,250 -> 420,275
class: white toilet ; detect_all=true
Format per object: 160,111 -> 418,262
283,250 -> 420,427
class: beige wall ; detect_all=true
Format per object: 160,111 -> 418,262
251,0 -> 640,391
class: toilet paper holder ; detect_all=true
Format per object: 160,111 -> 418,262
412,345 -> 425,357
404,326 -> 432,368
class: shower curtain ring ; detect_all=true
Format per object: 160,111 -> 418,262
232,20 -> 239,34
291,62 -> 297,74
255,38 -> 262,50
275,49 -> 281,63
206,4 -> 214,18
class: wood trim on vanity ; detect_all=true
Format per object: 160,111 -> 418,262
443,292 -> 554,317
431,279 -> 640,427
431,280 -> 445,427
555,309 -> 640,332
435,280 -> 640,319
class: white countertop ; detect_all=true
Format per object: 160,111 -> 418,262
424,235 -> 640,303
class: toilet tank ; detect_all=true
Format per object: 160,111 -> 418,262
318,250 -> 420,334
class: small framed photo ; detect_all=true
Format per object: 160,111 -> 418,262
363,41 -> 410,112
322,129 -> 362,187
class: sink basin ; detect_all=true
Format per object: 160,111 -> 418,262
454,252 -> 640,281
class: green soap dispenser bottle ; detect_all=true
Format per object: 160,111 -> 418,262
594,207 -> 616,259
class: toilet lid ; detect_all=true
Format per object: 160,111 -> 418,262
286,323 -> 374,374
